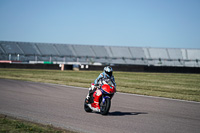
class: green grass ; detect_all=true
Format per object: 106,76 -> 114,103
0,68 -> 200,102
0,115 -> 75,133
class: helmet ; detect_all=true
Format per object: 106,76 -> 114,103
104,66 -> 113,77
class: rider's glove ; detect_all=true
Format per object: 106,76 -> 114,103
92,84 -> 99,90
94,84 -> 99,87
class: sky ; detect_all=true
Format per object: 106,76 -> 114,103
0,0 -> 200,49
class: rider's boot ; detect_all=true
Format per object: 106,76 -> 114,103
86,83 -> 95,100
86,93 -> 90,100
86,87 -> 93,103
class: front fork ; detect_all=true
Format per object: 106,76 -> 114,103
101,96 -> 110,105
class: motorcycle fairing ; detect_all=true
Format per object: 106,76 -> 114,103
101,84 -> 115,94
87,104 -> 100,112
91,89 -> 102,109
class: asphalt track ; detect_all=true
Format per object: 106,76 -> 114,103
0,79 -> 200,133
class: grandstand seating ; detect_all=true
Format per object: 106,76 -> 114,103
54,44 -> 75,56
0,45 -> 5,54
0,41 -> 199,67
110,46 -> 132,58
104,46 -> 113,58
91,46 -> 109,58
148,48 -> 169,59
130,47 -> 146,59
111,58 -> 126,64
184,60 -> 199,67
187,49 -> 200,60
17,42 -> 40,55
1,42 -> 23,54
35,43 -> 59,56
72,45 -> 95,57
125,59 -> 147,65
167,48 -> 182,59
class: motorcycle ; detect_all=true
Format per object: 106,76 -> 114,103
84,78 -> 116,115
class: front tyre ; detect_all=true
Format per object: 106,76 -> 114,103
100,98 -> 111,115
84,99 -> 92,112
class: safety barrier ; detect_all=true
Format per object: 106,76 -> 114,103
1,63 -> 199,73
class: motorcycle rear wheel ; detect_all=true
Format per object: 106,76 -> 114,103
100,98 -> 111,115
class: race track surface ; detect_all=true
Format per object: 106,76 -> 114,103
0,79 -> 200,133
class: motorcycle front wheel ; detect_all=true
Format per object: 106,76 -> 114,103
100,98 -> 111,115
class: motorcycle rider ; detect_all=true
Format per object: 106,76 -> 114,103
86,66 -> 116,100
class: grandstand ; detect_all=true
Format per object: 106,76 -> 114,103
0,41 -> 199,67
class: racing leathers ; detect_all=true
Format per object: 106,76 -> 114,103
94,72 -> 116,87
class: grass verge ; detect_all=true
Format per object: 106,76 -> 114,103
0,115 -> 76,133
0,68 -> 199,102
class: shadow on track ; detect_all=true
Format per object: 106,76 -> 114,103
108,111 -> 148,116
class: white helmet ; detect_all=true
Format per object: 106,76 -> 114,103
104,66 -> 113,77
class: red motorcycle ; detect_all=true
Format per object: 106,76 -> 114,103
84,79 -> 116,115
